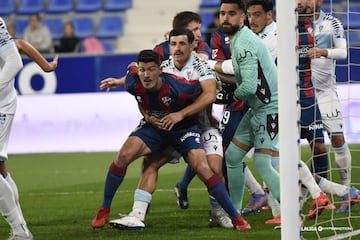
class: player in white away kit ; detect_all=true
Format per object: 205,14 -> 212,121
0,17 -> 58,239
307,0 -> 360,213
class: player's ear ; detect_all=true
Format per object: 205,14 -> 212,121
191,41 -> 197,50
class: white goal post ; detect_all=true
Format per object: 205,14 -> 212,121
277,1 -> 301,240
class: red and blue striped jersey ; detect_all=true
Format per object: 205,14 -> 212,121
210,28 -> 231,60
298,18 -> 315,105
125,66 -> 202,129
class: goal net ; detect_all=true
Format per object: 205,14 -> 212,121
278,0 -> 360,239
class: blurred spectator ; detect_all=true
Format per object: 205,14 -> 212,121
55,22 -> 80,53
204,11 -> 220,45
23,14 -> 53,53
81,36 -> 105,54
7,23 -> 16,38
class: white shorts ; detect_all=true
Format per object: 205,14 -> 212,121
0,113 -> 14,161
202,127 -> 223,158
166,127 -> 223,163
316,90 -> 344,135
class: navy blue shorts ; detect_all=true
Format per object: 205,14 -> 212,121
219,108 -> 248,148
300,104 -> 325,143
130,120 -> 204,156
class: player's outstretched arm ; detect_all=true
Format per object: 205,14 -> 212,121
14,39 -> 58,72
100,76 -> 125,91
100,62 -> 138,91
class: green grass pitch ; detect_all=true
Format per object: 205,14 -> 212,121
0,145 -> 359,239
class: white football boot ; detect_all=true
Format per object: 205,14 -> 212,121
208,208 -> 233,228
109,214 -> 145,230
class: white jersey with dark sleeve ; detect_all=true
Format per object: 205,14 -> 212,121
258,22 -> 277,62
161,55 -> 216,130
161,55 -> 215,82
311,10 -> 347,92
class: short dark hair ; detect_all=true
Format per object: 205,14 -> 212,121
247,0 -> 274,12
137,50 -> 161,66
220,0 -> 246,12
172,11 -> 202,29
168,28 -> 195,44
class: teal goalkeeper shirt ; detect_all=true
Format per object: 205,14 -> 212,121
230,26 -> 278,112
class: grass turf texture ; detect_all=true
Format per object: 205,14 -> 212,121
0,145 -> 359,240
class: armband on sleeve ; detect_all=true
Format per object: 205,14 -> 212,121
221,59 -> 234,75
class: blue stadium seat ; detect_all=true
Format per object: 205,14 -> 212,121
46,0 -> 73,14
321,5 -> 338,16
199,11 -> 215,35
75,0 -> 103,13
13,19 -> 29,38
97,16 -> 124,39
199,0 -> 220,8
101,41 -> 114,52
43,18 -> 64,41
104,0 -> 132,12
323,0 -> 342,3
0,0 -> 16,16
71,17 -> 94,39
342,6 -> 360,29
17,0 -> 45,15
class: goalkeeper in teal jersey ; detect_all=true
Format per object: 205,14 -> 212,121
227,25 -> 280,210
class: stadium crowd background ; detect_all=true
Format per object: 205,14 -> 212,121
2,0 -> 360,53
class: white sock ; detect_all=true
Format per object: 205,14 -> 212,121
131,189 -> 152,221
245,166 -> 264,195
333,143 -> 351,187
299,161 -> 321,199
0,175 -> 29,236
299,186 -> 309,208
209,195 -> 221,210
268,192 -> 281,217
318,177 -> 348,197
5,173 -> 25,221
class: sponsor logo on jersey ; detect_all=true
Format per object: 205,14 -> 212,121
308,123 -> 324,131
161,96 -> 171,106
298,46 -> 310,58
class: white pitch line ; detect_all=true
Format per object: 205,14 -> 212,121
24,187 -> 208,196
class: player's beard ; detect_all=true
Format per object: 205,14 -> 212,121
220,23 -> 240,36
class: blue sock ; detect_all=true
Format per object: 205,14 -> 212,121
206,175 -> 240,218
102,162 -> 127,208
222,155 -> 229,191
178,164 -> 196,189
312,154 -> 328,179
